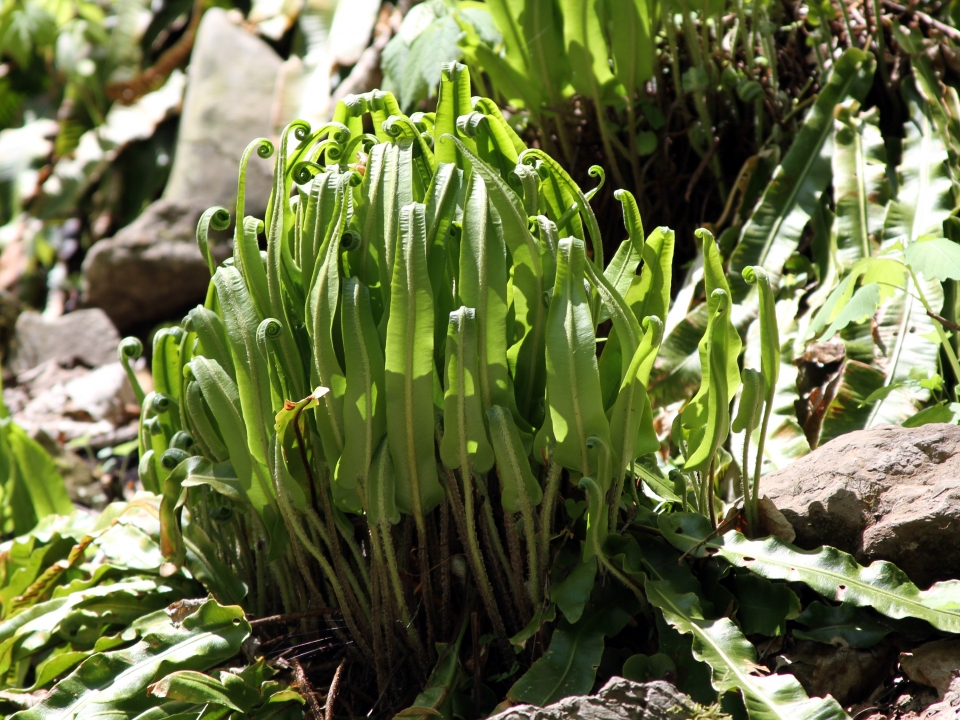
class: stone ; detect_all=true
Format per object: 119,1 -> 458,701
81,200 -> 230,329
901,639 -> 960,697
487,678 -> 698,720
7,361 -> 138,444
762,424 -> 960,588
909,677 -> 960,719
779,639 -> 896,707
7,309 -> 120,374
161,8 -> 278,210
82,8 -> 281,330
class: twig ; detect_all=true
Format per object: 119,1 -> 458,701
325,658 -> 346,720
882,0 -> 960,41
250,608 -> 343,627
685,135 -> 721,202
291,659 -> 325,720
927,309 -> 960,334
106,0 -> 203,103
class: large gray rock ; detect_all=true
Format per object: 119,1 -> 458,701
763,424 -> 960,587
161,8 -> 278,209
488,678 -> 698,720
8,309 -> 120,373
82,8 -> 280,330
81,200 -> 230,329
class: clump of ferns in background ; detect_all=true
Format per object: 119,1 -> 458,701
96,62 -> 960,718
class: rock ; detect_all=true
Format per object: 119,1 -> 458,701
901,639 -> 960,697
81,200 -> 231,329
82,8 -> 281,330
61,363 -> 138,425
7,309 -> 120,374
908,677 -> 960,719
762,424 -> 960,587
779,639 -> 896,707
7,361 -> 138,444
488,678 -> 699,720
161,8 -> 278,210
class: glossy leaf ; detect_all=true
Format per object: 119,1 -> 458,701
385,203 -> 444,515
645,577 -> 848,720
508,584 -> 638,705
793,602 -> 892,648
538,238 -> 611,476
660,513 -> 960,634
10,600 -> 249,720
729,49 -> 875,303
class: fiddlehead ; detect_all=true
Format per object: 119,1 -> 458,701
196,206 -> 230,277
118,336 -> 146,407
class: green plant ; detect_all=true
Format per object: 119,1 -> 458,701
93,61 -> 960,717
0,494 -> 305,719
0,393 -> 73,538
383,0 -> 806,203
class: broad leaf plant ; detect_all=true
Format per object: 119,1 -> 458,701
56,57 -> 956,720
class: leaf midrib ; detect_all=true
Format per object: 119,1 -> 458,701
719,536 -> 960,630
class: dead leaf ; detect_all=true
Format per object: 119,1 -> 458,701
759,496 -> 796,543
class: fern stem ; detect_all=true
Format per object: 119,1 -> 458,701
537,459 -> 563,578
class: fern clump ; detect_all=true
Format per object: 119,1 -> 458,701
108,62 -> 960,717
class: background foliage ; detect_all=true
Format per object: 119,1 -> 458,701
3,0 -> 960,718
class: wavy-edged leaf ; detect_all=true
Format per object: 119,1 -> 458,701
366,437 -> 399,528
607,317 -> 663,506
732,573 -> 800,637
212,267 -> 274,468
458,172 -> 518,418
306,172 -> 353,468
440,307 -> 495,473
4,424 -> 72,536
549,545 -> 597,624
602,190 -> 645,312
482,0 -> 568,114
433,62 -> 474,165
660,514 -> 960,634
861,275 -> 942,429
451,138 -> 546,424
10,599 -> 249,720
645,577 -> 848,720
602,0 -> 655,97
793,602 -> 892,648
336,277 -> 387,502
508,583 -> 638,705
560,0 -> 615,104
833,104 -> 889,270
188,356 -> 284,558
148,669 -> 256,713
729,48 -> 875,304
883,95 -> 954,248
488,405 -> 542,513
680,287 -> 739,473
